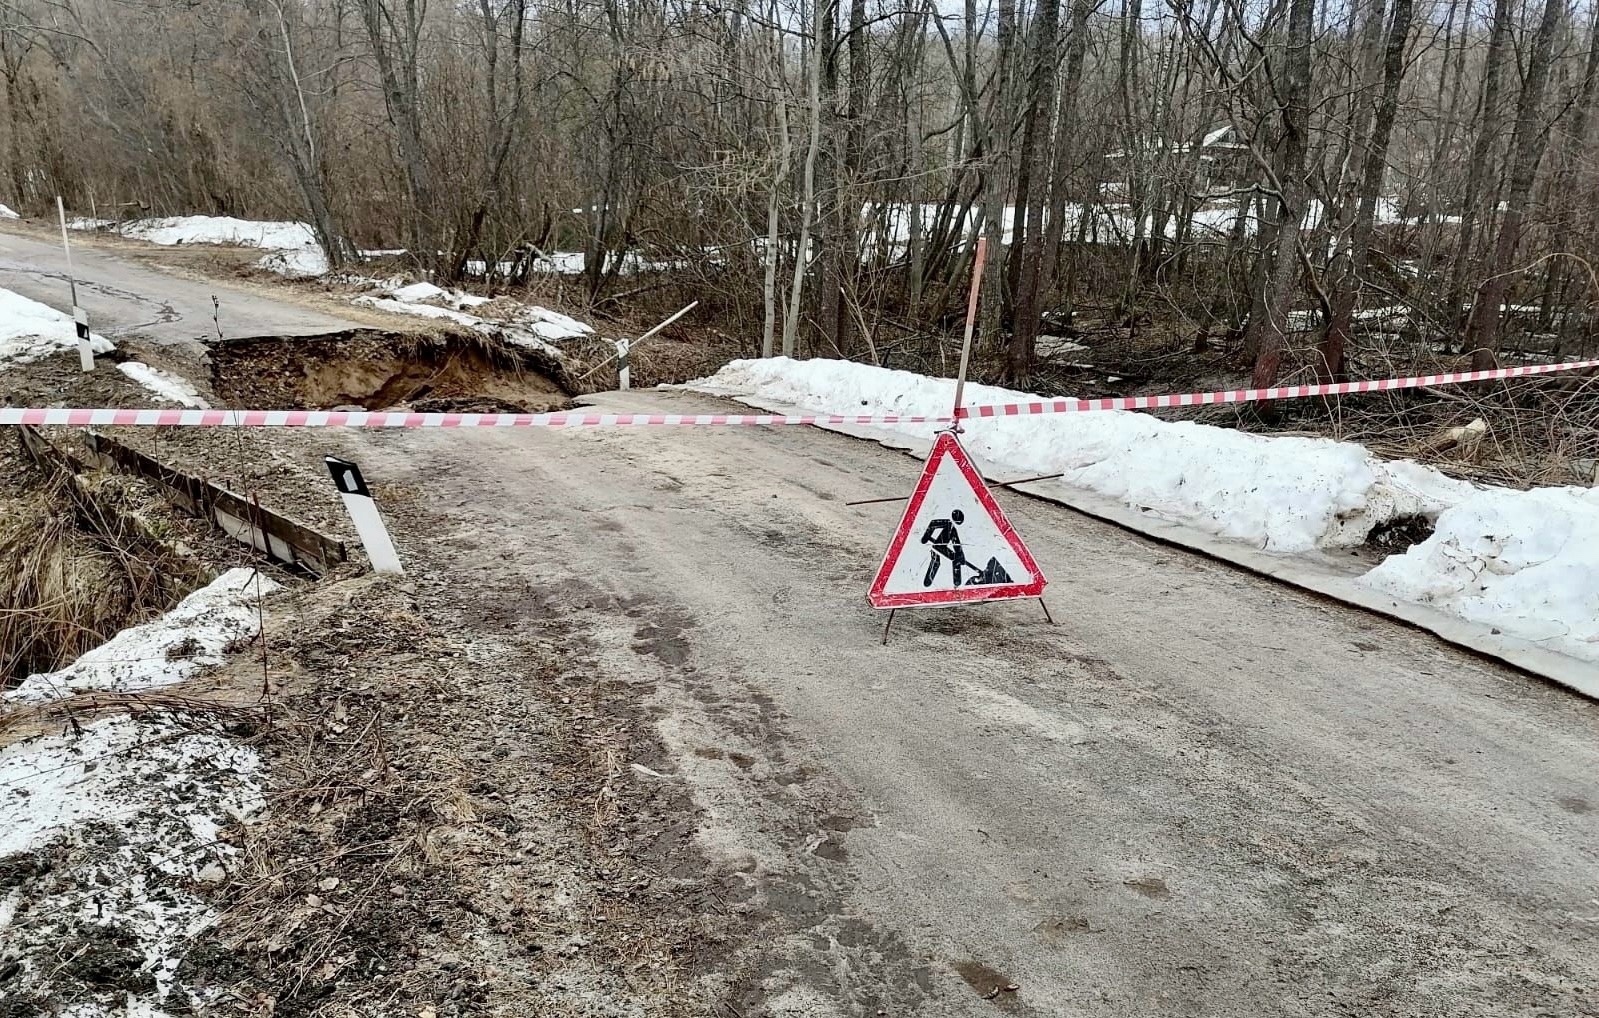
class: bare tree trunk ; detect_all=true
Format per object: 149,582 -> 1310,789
1246,0 -> 1316,389
783,0 -> 825,358
1542,7 -> 1599,343
1036,0 -> 1095,333
1319,0 -> 1414,378
448,0 -> 528,282
762,21 -> 793,359
1445,0 -> 1513,318
1007,0 -> 1062,383
979,0 -> 1017,355
355,0 -> 433,270
1463,0 -> 1567,368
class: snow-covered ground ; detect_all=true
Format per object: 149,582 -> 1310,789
117,361 -> 210,408
0,568 -> 275,1014
353,279 -> 593,355
8,568 -> 279,704
0,202 -> 18,219
0,287 -> 115,367
692,358 -> 1599,665
0,715 -> 265,1013
74,215 -> 329,277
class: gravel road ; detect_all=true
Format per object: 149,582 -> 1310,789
0,221 -> 360,353
337,388 -> 1599,1017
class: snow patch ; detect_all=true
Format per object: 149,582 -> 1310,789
116,361 -> 209,408
388,281 -> 491,309
0,203 -> 18,219
693,358 -> 1472,554
256,245 -> 329,278
7,568 -> 280,704
0,286 -> 115,367
77,215 -> 329,278
520,305 -> 593,341
354,291 -> 585,357
1363,487 -> 1599,662
0,715 -> 265,1009
110,216 -> 315,249
355,295 -> 483,328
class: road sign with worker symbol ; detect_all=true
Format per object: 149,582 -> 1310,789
868,432 -> 1046,609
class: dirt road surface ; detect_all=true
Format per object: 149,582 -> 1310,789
330,388 -> 1598,1016
0,221 -> 360,352
3,238 -> 1594,1013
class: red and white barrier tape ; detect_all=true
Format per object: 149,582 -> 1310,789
0,408 -> 953,428
2,357 -> 1593,428
957,357 -> 1599,419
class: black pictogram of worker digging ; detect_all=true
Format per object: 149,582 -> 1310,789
919,509 -> 1014,588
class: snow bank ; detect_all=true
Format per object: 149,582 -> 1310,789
694,358 -> 1472,554
0,286 -> 115,367
80,215 -> 330,278
695,357 -> 1599,666
354,291 -> 584,356
117,361 -> 209,408
0,203 -> 18,219
0,566 -> 273,1011
7,568 -> 280,704
114,215 -> 315,249
1363,488 -> 1599,662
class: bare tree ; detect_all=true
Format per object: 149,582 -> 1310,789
1463,0 -> 1567,367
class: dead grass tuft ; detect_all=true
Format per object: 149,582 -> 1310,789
0,468 -> 192,684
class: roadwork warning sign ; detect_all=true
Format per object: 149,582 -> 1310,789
868,432 -> 1046,609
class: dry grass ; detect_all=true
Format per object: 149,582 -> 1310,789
0,470 -> 185,682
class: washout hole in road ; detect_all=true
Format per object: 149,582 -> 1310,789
207,328 -> 574,414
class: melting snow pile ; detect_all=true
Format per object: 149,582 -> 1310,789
389,280 -> 489,308
0,568 -> 275,1013
693,357 -> 1598,664
0,286 -> 114,367
694,358 -> 1471,553
356,281 -> 592,355
117,361 -> 209,408
77,215 -> 329,277
1364,487 -> 1599,662
7,568 -> 280,704
0,202 -> 19,219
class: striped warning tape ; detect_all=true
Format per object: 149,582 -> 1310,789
957,357 -> 1599,418
0,408 -> 954,428
2,357 -> 1594,428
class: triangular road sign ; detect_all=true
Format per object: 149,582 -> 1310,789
868,432 -> 1047,609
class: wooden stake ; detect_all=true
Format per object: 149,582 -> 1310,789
951,235 -> 988,427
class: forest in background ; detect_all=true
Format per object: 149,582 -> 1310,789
2,0 -> 1599,387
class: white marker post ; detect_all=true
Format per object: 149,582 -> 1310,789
57,196 -> 93,372
615,337 -> 631,390
326,457 -> 403,574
